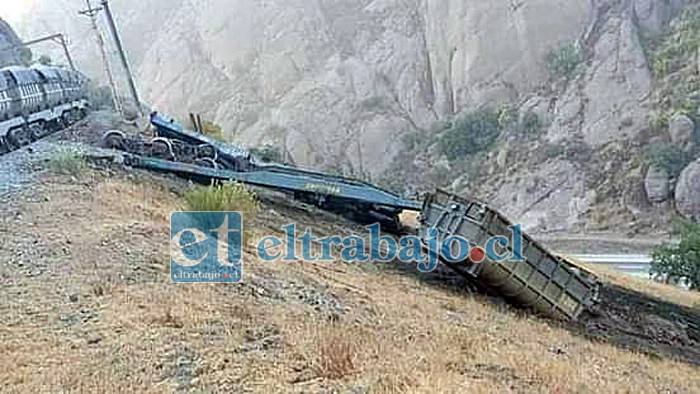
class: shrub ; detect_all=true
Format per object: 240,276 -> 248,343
649,143 -> 693,179
200,120 -> 225,142
519,111 -> 543,139
86,83 -> 116,110
649,113 -> 670,135
401,131 -> 432,151
651,221 -> 700,290
184,182 -> 261,215
361,96 -> 387,111
47,147 -> 88,176
649,8 -> 700,77
438,108 -> 501,161
547,144 -> 567,159
547,41 -> 583,80
639,29 -> 665,60
250,143 -> 283,163
38,55 -> 52,66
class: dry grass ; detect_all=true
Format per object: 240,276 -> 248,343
315,326 -> 358,380
0,172 -> 699,393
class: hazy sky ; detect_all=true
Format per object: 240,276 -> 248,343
0,1 -> 31,25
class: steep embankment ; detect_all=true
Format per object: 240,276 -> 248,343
0,112 -> 699,391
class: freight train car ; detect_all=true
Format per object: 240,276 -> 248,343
0,65 -> 89,153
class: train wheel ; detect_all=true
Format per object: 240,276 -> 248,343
150,138 -> 175,160
29,123 -> 45,141
7,128 -> 31,148
170,140 -> 190,163
194,158 -> 218,169
101,130 -> 126,151
46,120 -> 62,133
60,113 -> 71,128
197,144 -> 218,160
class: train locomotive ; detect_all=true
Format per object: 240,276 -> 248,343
0,65 -> 89,153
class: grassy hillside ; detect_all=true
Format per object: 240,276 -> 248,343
0,168 -> 698,393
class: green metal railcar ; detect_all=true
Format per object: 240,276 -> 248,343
419,190 -> 600,320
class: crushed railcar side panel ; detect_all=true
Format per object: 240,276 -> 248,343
419,190 -> 600,321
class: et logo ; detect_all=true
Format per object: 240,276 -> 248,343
170,212 -> 243,283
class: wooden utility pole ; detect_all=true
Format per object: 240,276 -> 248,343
100,0 -> 142,115
79,0 -> 122,113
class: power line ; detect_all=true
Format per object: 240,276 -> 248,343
79,0 -> 122,113
0,33 -> 76,71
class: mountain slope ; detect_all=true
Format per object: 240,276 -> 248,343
11,0 -> 700,230
0,17 -> 26,66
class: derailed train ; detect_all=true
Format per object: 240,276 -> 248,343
0,65 -> 89,153
104,113 -> 602,321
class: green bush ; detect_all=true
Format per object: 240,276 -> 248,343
47,147 -> 88,176
250,143 -> 283,163
184,182 -> 261,215
438,108 -> 501,161
651,221 -> 700,290
649,112 -> 670,135
547,144 -> 567,159
650,8 -> 700,77
519,111 -> 543,138
38,55 -> 52,66
649,143 -> 693,179
547,41 -> 583,80
401,131 -> 432,151
201,120 -> 225,142
361,96 -> 387,111
639,29 -> 665,60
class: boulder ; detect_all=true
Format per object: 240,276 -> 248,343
675,160 -> 700,222
633,0 -> 673,32
669,115 -> 694,149
645,165 -> 670,203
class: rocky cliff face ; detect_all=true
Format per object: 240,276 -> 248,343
0,18 -> 25,67
13,0 -> 587,173
13,0 -> 700,230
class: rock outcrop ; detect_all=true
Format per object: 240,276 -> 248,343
675,160 -> 700,222
547,3 -> 653,147
0,18 -> 25,67
645,165 -> 670,203
12,0 -> 589,176
669,114 -> 695,151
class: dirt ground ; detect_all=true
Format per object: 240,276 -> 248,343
0,160 -> 699,393
578,283 -> 700,365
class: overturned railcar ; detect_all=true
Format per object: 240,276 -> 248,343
419,190 -> 600,320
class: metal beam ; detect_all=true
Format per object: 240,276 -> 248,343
0,33 -> 76,70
